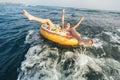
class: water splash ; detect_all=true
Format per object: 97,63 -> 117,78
25,30 -> 43,46
17,29 -> 120,80
93,38 -> 105,48
18,44 -> 112,80
104,32 -> 120,44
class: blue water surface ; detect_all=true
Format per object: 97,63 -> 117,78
0,4 -> 120,80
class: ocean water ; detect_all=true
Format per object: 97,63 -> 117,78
0,4 -> 120,80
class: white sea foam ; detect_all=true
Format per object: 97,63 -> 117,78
104,32 -> 120,44
18,29 -> 120,80
117,28 -> 120,32
93,38 -> 105,48
25,30 -> 43,46
18,32 -> 109,80
93,30 -> 120,48
18,45 -> 61,80
76,54 -> 89,66
18,44 -> 120,80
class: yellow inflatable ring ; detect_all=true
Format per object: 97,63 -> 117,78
40,24 -> 78,46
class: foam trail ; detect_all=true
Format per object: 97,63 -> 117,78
18,45 -> 61,80
93,38 -> 105,48
104,32 -> 120,44
117,29 -> 120,32
25,30 -> 43,46
18,44 -> 120,80
18,45 -> 111,80
18,30 -> 120,80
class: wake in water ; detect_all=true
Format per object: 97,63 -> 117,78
17,30 -> 120,80
1,4 -> 120,80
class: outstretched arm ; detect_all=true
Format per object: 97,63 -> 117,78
73,16 -> 84,29
61,9 -> 65,28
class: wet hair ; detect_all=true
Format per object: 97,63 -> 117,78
65,21 -> 72,27
65,21 -> 71,25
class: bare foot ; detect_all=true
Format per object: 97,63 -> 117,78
23,9 -> 34,20
78,39 -> 93,46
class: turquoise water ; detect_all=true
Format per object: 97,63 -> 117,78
0,4 -> 120,80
